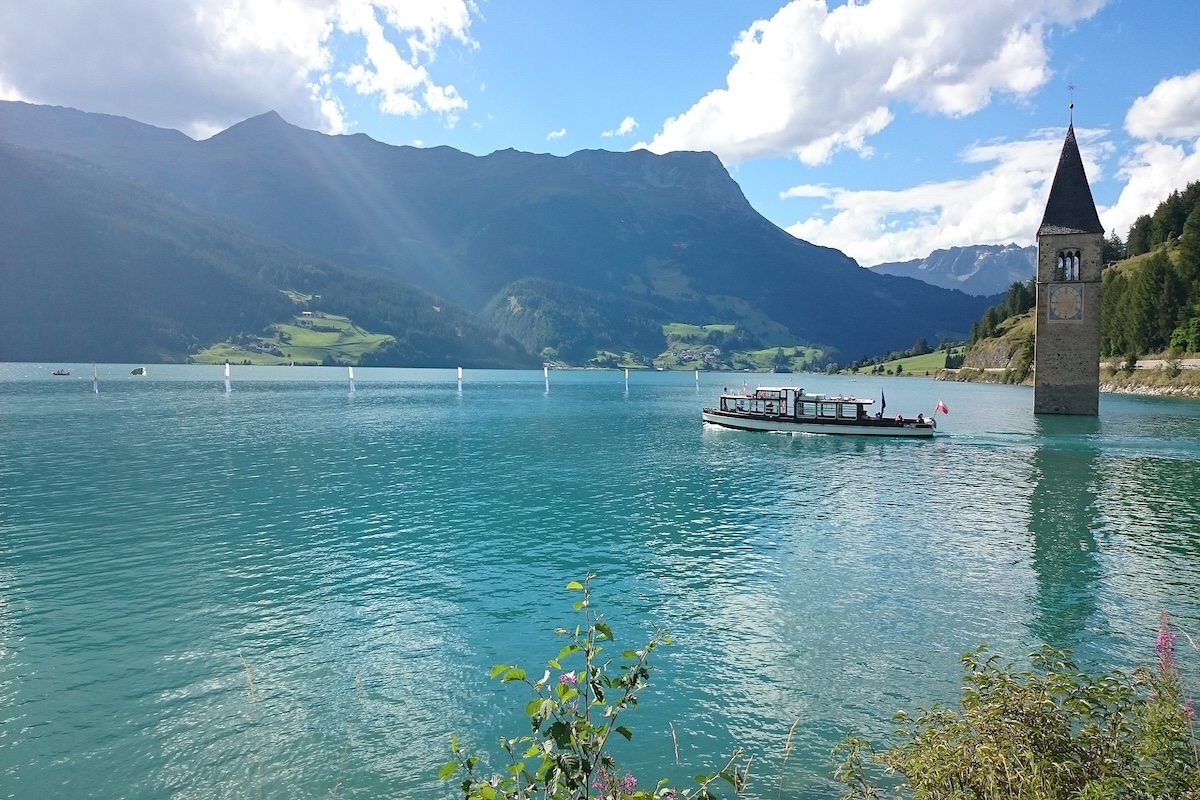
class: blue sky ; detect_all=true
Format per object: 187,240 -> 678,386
1,0 -> 1197,266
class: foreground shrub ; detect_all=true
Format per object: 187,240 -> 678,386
442,575 -> 747,800
836,612 -> 1199,799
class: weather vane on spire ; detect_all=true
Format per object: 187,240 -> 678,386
1068,83 -> 1075,124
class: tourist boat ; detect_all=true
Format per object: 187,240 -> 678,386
702,386 -> 936,437
52,369 -> 70,376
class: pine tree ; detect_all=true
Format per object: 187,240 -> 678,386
1128,252 -> 1184,353
1101,269 -> 1130,356
1102,229 -> 1126,263
1178,203 -> 1200,291
1127,215 -> 1153,256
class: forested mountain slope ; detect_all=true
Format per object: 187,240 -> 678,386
0,101 -> 992,362
0,141 -> 533,366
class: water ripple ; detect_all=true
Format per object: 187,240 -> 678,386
1,368 -> 1199,798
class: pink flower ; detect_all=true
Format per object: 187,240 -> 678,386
1156,609 -> 1177,676
559,672 -> 577,686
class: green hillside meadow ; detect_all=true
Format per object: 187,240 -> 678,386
192,312 -> 393,366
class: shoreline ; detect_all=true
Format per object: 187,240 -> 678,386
937,364 -> 1200,399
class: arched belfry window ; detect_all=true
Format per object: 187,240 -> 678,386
1055,249 -> 1082,281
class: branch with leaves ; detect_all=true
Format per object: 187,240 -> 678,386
442,574 -> 748,800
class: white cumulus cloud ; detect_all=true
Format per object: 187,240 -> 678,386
1102,139 -> 1200,238
784,128 -> 1110,266
0,0 -> 477,138
1100,71 -> 1200,236
601,116 -> 638,138
638,0 -> 1105,165
1124,70 -> 1200,140
547,127 -> 567,141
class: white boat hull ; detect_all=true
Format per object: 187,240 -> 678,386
701,409 -> 935,437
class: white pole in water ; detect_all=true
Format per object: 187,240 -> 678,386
457,366 -> 463,394
93,364 -> 99,394
544,365 -> 550,392
695,369 -> 699,393
624,368 -> 629,393
224,362 -> 231,394
348,365 -> 356,393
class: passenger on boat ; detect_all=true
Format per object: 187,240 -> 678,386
916,413 -> 925,423
895,413 -> 904,423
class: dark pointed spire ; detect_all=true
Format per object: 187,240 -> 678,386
1038,124 -> 1104,236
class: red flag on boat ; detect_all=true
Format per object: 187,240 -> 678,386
935,400 -> 949,415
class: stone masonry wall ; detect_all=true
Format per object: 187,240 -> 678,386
1033,232 -> 1102,415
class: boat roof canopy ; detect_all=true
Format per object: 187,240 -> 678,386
722,386 -> 875,406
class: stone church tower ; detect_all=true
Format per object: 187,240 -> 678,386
1033,121 -> 1105,415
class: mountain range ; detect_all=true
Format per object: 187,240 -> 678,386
0,101 -> 995,366
869,244 -> 1035,297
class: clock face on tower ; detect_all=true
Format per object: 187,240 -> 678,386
1049,283 -> 1083,321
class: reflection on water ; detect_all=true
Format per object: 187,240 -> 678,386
1026,415 -> 1103,649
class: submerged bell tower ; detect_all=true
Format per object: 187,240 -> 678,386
1033,116 -> 1104,415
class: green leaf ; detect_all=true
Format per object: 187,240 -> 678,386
437,762 -> 458,780
502,667 -> 526,683
489,664 -> 508,679
549,720 -> 573,748
525,698 -> 544,717
565,581 -> 584,591
615,725 -> 633,741
595,622 -> 614,641
557,644 -> 581,661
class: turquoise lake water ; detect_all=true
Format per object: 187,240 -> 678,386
2,364 -> 1199,799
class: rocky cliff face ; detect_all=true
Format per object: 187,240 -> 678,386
564,148 -> 750,210
962,338 -> 1023,369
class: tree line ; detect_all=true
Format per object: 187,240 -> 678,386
965,180 -> 1200,358
1127,181 -> 1200,257
968,280 -> 1035,345
1103,185 -> 1200,356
